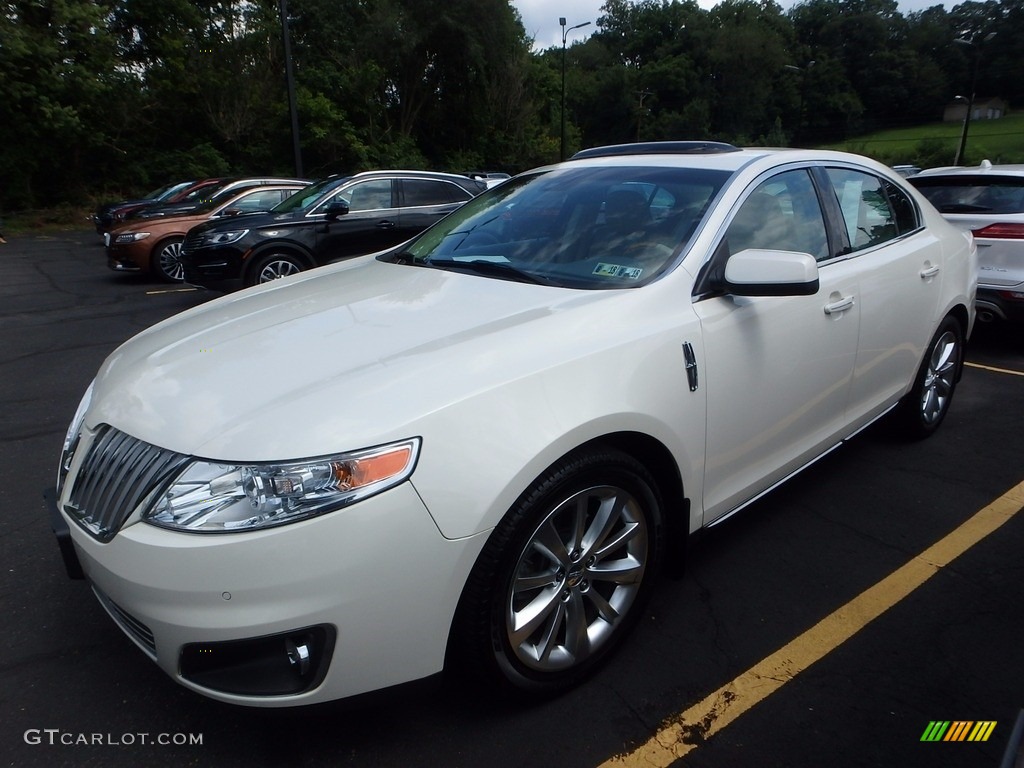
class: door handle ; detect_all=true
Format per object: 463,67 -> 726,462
920,264 -> 940,279
376,220 -> 396,229
823,296 -> 855,315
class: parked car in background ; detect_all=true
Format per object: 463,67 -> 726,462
107,182 -> 309,282
181,170 -> 486,289
52,142 -> 974,707
465,171 -> 512,188
93,180 -> 197,238
910,160 -> 1024,323
892,164 -> 922,178
127,176 -> 311,223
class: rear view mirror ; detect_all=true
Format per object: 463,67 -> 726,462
324,200 -> 350,220
723,249 -> 820,296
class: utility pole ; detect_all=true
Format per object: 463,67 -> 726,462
279,0 -> 303,177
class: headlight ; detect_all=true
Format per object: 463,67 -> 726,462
57,380 -> 94,493
143,438 -> 421,533
114,231 -> 150,243
203,229 -> 249,246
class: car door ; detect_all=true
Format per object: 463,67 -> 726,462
692,167 -> 862,524
819,167 -> 941,423
397,178 -> 475,241
315,178 -> 400,260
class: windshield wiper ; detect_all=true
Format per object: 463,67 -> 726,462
426,258 -> 554,285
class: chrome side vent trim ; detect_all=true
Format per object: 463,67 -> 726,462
93,586 -> 157,659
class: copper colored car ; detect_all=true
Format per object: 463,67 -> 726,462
107,182 -> 309,282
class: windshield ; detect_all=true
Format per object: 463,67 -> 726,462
179,182 -> 231,203
197,185 -> 261,211
387,165 -> 729,289
273,177 -> 350,213
144,182 -> 181,199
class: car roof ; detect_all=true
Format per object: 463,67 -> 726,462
912,160 -> 1024,179
557,143 -> 811,173
348,169 -> 481,183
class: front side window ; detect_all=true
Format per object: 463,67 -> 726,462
825,168 -> 898,252
725,169 -> 829,261
386,165 -> 730,289
338,179 -> 394,212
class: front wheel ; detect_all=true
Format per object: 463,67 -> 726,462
151,237 -> 185,282
450,448 -> 665,696
246,252 -> 307,287
897,315 -> 964,439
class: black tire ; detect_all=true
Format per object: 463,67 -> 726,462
150,237 -> 185,282
896,315 -> 964,439
245,252 -> 308,287
449,447 -> 665,697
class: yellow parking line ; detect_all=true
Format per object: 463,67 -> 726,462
145,287 -> 198,295
965,361 -> 1024,377
599,479 -> 1024,767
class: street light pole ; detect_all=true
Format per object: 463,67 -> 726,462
279,0 -> 303,177
953,32 -> 995,167
560,18 -> 591,161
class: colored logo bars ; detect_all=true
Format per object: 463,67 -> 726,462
921,721 -> 997,742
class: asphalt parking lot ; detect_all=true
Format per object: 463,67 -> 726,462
1,231 -> 1022,768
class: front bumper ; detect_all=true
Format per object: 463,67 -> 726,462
51,482 -> 488,706
180,244 -> 246,287
106,242 -> 148,273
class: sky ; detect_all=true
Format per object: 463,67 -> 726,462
513,0 -> 948,49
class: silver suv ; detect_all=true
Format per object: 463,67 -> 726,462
911,161 -> 1024,323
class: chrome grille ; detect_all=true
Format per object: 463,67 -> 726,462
181,229 -> 204,253
65,425 -> 191,542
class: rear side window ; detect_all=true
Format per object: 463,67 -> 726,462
403,179 -> 472,207
825,169 -> 898,252
910,175 -> 1024,215
885,181 -> 920,235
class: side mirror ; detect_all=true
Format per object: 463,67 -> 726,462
723,249 -> 820,296
324,200 -> 350,220
222,208 -> 242,217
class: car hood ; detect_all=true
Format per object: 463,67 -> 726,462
88,256 -> 618,461
190,209 -> 309,234
134,202 -> 203,219
99,199 -> 155,215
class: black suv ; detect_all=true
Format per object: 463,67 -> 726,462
180,170 -> 486,289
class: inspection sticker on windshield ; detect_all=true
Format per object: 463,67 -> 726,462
593,263 -> 643,280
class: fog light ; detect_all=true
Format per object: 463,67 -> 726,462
180,625 -> 334,696
286,638 -> 311,676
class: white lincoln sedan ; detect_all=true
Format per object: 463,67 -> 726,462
51,142 -> 977,706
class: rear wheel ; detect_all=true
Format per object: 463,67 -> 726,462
450,448 -> 665,696
897,315 -> 964,439
151,237 -> 185,282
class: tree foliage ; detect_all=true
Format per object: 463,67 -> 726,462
0,0 -> 1019,211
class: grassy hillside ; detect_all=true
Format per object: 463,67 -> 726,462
824,111 -> 1024,168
